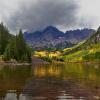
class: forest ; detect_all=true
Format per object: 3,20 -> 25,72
0,23 -> 31,63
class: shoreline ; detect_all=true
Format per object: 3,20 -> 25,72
51,60 -> 100,64
0,61 -> 31,66
0,60 -> 100,66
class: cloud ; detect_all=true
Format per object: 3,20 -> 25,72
0,0 -> 78,33
77,0 -> 100,29
1,0 -> 100,33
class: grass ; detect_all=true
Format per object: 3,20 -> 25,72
62,43 -> 100,62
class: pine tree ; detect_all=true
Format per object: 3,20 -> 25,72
3,28 -> 31,62
16,29 -> 31,62
3,44 -> 11,61
0,23 -> 9,54
3,38 -> 18,61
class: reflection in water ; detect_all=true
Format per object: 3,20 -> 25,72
4,92 -> 30,100
4,91 -> 17,100
0,63 -> 100,100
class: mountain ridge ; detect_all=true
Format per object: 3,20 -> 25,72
62,27 -> 100,62
24,26 -> 95,50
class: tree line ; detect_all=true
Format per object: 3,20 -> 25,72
0,23 -> 31,62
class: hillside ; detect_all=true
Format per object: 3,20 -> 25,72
62,27 -> 100,62
24,26 -> 94,50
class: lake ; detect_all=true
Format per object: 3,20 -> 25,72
0,63 -> 100,100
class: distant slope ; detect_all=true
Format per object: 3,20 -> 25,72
62,27 -> 100,62
65,29 -> 94,43
24,26 -> 94,50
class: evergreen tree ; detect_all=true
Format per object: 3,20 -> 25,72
3,38 -> 18,61
16,29 -> 31,62
3,44 -> 11,61
2,27 -> 31,62
0,23 -> 9,54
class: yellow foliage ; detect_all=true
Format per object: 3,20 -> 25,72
63,48 -> 72,52
34,51 -> 48,57
89,49 -> 95,54
34,51 -> 61,58
49,51 -> 61,58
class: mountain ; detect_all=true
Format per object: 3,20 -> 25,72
65,29 -> 94,43
84,27 -> 100,45
24,26 -> 94,50
62,27 -> 100,62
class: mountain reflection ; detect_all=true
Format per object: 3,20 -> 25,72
0,63 -> 100,100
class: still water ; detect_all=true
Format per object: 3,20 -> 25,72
0,63 -> 100,100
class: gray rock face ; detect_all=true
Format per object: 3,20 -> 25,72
24,26 -> 94,50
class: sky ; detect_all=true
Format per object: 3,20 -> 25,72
0,0 -> 100,33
